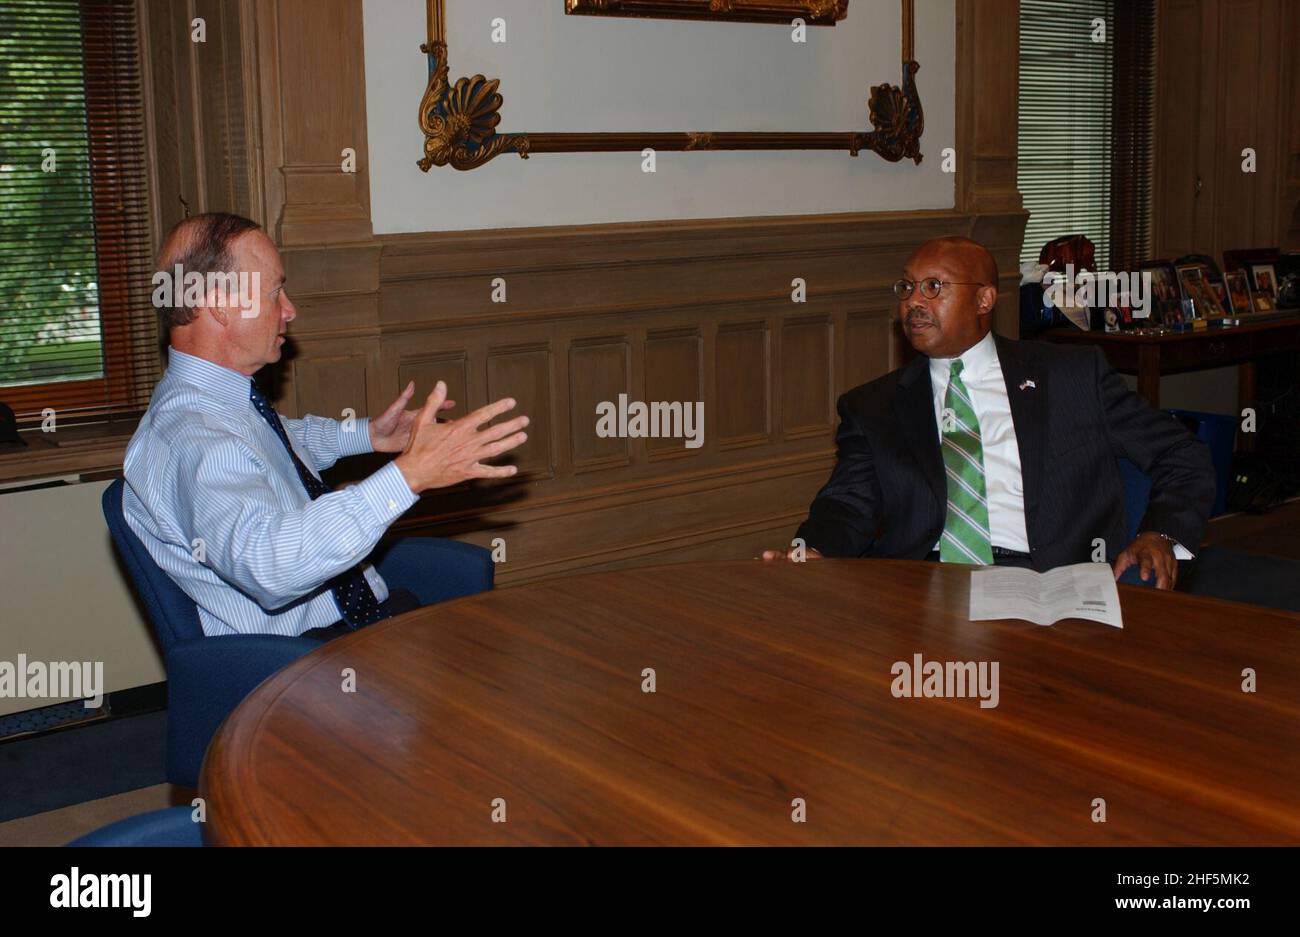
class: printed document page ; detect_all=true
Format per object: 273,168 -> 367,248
969,562 -> 1123,628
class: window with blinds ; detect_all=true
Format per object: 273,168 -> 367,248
0,0 -> 158,426
1018,0 -> 1156,274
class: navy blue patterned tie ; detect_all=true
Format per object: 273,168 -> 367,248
249,381 -> 386,628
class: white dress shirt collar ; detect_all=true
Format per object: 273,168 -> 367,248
166,346 -> 255,410
928,330 -> 999,389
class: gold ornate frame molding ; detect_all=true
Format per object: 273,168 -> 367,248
417,0 -> 922,172
564,1 -> 850,27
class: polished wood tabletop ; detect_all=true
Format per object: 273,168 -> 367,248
200,559 -> 1300,845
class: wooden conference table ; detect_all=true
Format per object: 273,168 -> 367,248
200,560 -> 1300,845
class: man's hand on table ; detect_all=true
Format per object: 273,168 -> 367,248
761,546 -> 823,562
1112,531 -> 1178,590
393,381 -> 530,494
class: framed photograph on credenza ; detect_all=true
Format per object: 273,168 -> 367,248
1172,254 -> 1231,320
1245,258 -> 1300,310
1278,269 -> 1300,309
1137,260 -> 1183,325
1175,263 -> 1227,319
1223,269 -> 1253,315
1223,248 -> 1285,312
1242,262 -> 1274,300
1173,254 -> 1226,290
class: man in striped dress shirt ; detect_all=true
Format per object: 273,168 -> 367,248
124,213 -> 529,637
765,236 -> 1214,590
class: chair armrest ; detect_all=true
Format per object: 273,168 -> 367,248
372,536 -> 494,606
164,634 -> 320,787
68,805 -> 204,847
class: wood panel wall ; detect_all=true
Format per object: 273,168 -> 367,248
359,211 -> 1005,584
1153,0 -> 1300,258
142,0 -> 1027,585
140,0 -> 263,248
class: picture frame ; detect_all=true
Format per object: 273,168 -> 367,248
1223,248 -> 1282,311
564,0 -> 850,27
1250,263 -> 1278,300
1137,261 -> 1183,325
417,0 -> 922,171
1176,263 -> 1227,319
1276,269 -> 1300,309
1223,269 -> 1252,315
1174,253 -> 1226,288
1173,253 -> 1230,316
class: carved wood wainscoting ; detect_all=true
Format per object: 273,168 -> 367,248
288,209 -> 1024,586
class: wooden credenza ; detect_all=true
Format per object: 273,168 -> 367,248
1036,314 -> 1300,425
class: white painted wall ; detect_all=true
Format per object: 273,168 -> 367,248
0,480 -> 165,718
363,0 -> 956,232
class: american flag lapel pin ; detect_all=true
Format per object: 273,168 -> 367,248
1019,379 -> 1037,391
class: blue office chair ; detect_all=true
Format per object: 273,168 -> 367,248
68,806 -> 204,847
1117,456 -> 1300,609
102,478 -> 494,788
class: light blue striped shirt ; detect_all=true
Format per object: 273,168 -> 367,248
123,347 -> 418,636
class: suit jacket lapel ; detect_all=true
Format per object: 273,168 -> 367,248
894,354 -> 945,511
994,334 -> 1046,536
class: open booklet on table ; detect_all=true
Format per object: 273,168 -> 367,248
969,562 -> 1124,628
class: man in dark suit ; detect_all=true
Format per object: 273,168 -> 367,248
764,236 -> 1215,589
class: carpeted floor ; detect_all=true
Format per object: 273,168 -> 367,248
0,783 -> 183,846
0,709 -> 168,827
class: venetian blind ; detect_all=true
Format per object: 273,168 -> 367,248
1018,0 -> 1156,274
0,0 -> 158,425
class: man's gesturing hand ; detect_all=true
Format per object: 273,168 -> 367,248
393,381 -> 529,494
368,380 -> 455,453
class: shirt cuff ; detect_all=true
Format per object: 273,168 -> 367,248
1139,530 -> 1194,560
355,461 -> 418,524
337,417 -> 373,458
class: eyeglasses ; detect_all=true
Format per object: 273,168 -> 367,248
893,277 -> 988,300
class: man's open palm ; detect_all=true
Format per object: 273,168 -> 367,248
393,381 -> 529,493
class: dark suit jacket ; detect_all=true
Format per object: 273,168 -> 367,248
795,334 -> 1215,570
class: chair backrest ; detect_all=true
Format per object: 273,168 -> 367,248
1117,458 -> 1151,545
102,478 -> 204,652
1120,411 -> 1231,535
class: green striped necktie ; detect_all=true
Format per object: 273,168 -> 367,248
939,359 -> 995,565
